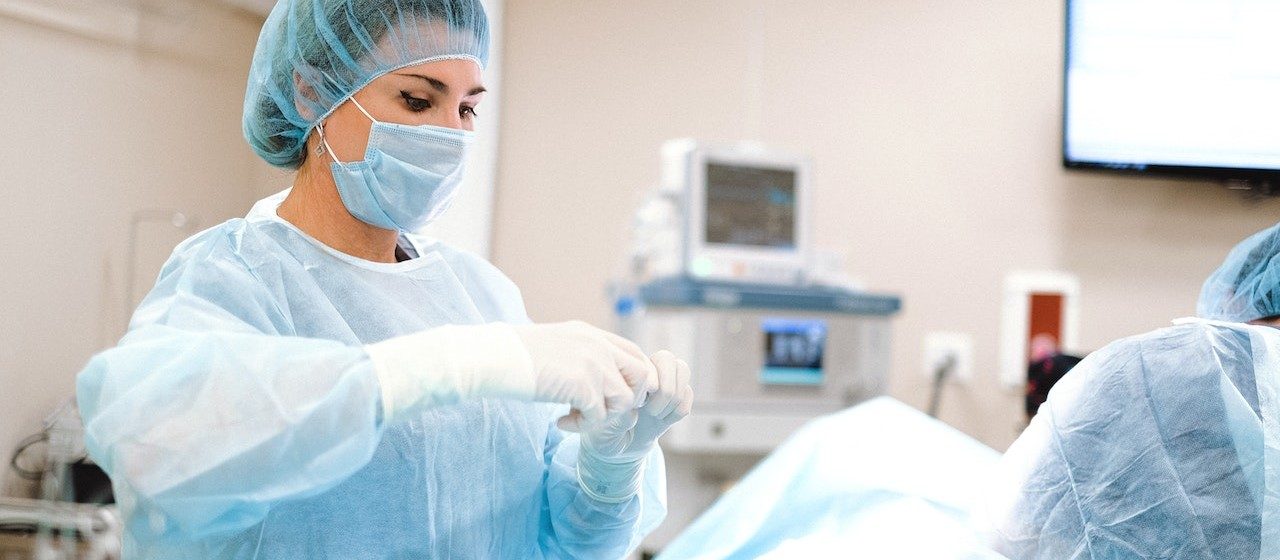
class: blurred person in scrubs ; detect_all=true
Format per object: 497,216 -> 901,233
985,223 -> 1280,559
1023,334 -> 1083,421
75,1 -> 692,558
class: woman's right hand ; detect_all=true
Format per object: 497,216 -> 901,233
512,321 -> 657,432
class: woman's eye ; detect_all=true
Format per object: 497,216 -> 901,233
461,106 -> 478,119
400,91 -> 430,112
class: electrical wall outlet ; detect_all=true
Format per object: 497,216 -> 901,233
922,331 -> 974,383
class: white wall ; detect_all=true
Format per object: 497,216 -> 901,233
0,2 -> 270,496
492,0 -> 1280,451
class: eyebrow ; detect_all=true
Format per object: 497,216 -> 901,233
396,72 -> 487,96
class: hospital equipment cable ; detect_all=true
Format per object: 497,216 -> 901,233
927,354 -> 956,418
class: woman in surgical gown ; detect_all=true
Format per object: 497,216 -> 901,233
75,1 -> 692,558
985,223 -> 1280,559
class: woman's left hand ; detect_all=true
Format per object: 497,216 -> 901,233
580,350 -> 694,461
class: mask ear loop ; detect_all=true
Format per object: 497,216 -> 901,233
348,96 -> 378,123
314,121 -> 342,163
314,96 -> 378,163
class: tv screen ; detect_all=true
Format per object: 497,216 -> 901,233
1063,0 -> 1280,181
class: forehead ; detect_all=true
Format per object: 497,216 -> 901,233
371,58 -> 486,98
396,57 -> 484,82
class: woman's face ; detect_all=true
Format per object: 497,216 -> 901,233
316,58 -> 486,163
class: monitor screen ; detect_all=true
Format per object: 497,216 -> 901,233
1064,0 -> 1280,178
704,162 -> 797,248
760,318 -> 826,386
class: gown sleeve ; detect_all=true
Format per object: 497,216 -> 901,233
538,413 -> 668,559
77,226 -> 385,541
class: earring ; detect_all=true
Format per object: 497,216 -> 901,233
314,123 -> 327,155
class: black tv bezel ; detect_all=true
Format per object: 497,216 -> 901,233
1061,0 -> 1280,184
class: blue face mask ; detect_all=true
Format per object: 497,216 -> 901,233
318,98 -> 474,232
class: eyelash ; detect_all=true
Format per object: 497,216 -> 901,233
401,91 -> 430,112
400,91 -> 479,119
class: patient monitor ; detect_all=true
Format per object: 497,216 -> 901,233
657,139 -> 811,285
619,139 -> 901,453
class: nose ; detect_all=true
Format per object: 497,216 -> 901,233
441,112 -> 465,131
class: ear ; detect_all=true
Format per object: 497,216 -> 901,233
294,68 -> 336,161
293,70 -> 319,122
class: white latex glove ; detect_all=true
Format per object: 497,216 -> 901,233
512,321 -> 658,432
577,350 -> 693,502
366,321 -> 656,426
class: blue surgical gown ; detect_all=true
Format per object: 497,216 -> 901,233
76,190 -> 667,559
986,320 -> 1280,559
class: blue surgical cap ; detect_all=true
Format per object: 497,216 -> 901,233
242,0 -> 490,169
1198,222 -> 1280,323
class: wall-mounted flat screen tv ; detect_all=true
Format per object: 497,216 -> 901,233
1064,0 -> 1280,184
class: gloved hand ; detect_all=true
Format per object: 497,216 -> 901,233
577,350 -> 693,503
512,321 -> 658,431
365,321 -> 656,426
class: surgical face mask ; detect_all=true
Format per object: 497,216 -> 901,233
318,98 -> 474,232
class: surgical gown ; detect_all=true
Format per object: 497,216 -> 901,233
76,190 -> 666,559
985,319 -> 1280,559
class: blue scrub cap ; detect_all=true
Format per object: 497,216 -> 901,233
1198,222 -> 1280,323
242,0 -> 490,169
